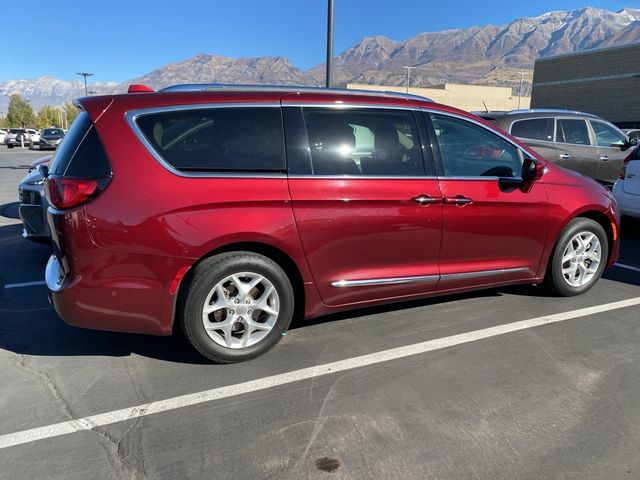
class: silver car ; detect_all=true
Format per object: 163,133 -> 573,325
475,109 -> 636,185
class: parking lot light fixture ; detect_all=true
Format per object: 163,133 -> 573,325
76,72 -> 94,96
402,66 -> 416,93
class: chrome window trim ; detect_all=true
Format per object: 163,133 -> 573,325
283,102 -> 422,111
331,275 -> 439,288
125,103 -> 287,179
332,267 -> 530,288
288,175 -> 438,180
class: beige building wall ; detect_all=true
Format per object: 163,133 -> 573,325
347,83 -> 530,112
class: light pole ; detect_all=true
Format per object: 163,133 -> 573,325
76,72 -> 94,96
325,0 -> 334,88
518,71 -> 525,109
402,66 -> 416,93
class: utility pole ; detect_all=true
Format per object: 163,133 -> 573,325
518,71 -> 525,109
325,0 -> 334,88
402,66 -> 416,93
76,72 -> 94,96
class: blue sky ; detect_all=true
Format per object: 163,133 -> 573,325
2,0 -> 632,82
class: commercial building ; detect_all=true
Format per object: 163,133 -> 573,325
347,83 -> 530,112
531,42 -> 640,128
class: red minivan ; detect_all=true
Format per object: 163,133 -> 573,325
44,85 -> 620,362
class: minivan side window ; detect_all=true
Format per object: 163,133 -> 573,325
300,108 -> 425,176
510,118 -> 554,142
135,107 -> 285,173
590,120 -> 627,147
556,119 -> 591,146
429,113 -> 521,178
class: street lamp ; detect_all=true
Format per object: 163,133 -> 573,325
76,72 -> 94,96
402,66 -> 416,93
518,71 -> 525,109
325,0 -> 334,88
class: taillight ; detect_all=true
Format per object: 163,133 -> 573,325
620,148 -> 638,180
45,177 -> 109,209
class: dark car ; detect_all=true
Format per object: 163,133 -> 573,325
475,109 -> 635,186
45,85 -> 619,363
38,128 -> 65,150
18,155 -> 52,241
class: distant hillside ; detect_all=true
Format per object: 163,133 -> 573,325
1,6 -> 639,112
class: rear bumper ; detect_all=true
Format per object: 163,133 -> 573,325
613,182 -> 640,219
46,248 -> 191,336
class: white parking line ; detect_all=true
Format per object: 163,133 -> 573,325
615,263 -> 640,274
1,296 -> 639,450
4,280 -> 46,289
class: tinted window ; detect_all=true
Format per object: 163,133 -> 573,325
49,112 -> 92,176
49,112 -> 110,178
556,119 -> 591,145
301,108 -> 424,176
430,113 -> 521,178
591,121 -> 627,147
136,108 -> 285,172
510,118 -> 554,142
43,128 -> 64,136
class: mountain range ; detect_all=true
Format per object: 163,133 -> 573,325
1,6 -> 639,112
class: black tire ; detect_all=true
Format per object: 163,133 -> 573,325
7,144 -> 13,149
180,251 -> 294,363
543,217 -> 608,296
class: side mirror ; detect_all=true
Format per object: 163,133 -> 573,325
38,163 -> 49,178
522,155 -> 545,182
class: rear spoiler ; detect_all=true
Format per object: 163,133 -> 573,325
127,84 -> 155,93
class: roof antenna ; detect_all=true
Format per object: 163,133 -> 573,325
482,101 -> 489,113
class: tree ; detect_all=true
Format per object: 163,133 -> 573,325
6,94 -> 35,127
63,102 -> 79,128
36,106 -> 61,129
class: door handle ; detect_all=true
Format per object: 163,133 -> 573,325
559,153 -> 571,160
600,155 -> 609,161
411,194 -> 442,205
443,196 -> 473,205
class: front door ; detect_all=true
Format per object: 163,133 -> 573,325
590,119 -> 629,184
425,111 -> 549,291
284,104 -> 443,306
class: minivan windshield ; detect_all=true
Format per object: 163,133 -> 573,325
43,128 -> 64,136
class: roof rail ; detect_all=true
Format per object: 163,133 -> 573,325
158,83 -> 433,102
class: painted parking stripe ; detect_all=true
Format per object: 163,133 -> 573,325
1,296 -> 640,450
615,263 -> 640,274
4,280 -> 46,289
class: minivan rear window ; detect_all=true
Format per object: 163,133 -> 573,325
49,111 -> 110,178
135,107 -> 286,173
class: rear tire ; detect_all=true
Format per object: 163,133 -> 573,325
180,252 -> 294,363
543,218 -> 608,296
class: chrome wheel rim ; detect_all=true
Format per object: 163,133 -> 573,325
561,231 -> 602,287
202,272 -> 279,349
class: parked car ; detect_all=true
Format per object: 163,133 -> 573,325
612,143 -> 640,220
38,127 -> 65,150
623,129 -> 640,144
4,128 -> 28,148
475,110 -> 636,186
18,156 -> 52,242
26,128 -> 40,148
0,129 -> 7,144
44,85 -> 620,363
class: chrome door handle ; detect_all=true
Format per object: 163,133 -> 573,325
411,194 -> 441,205
600,156 -> 609,161
559,153 -> 571,160
443,196 -> 473,205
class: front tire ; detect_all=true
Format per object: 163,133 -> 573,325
544,218 -> 608,296
180,252 -> 294,363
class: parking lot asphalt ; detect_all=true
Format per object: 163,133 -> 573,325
1,147 -> 640,479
